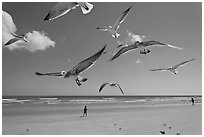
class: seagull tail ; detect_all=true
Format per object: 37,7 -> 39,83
80,2 -> 93,14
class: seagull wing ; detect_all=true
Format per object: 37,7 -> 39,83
44,2 -> 78,21
172,58 -> 196,69
99,83 -> 110,92
112,5 -> 133,31
4,38 -> 20,46
115,84 -> 124,94
35,72 -> 64,77
70,45 -> 106,74
149,68 -> 169,71
78,2 -> 93,14
110,43 -> 138,61
144,40 -> 183,50
96,27 -> 109,31
11,33 -> 24,39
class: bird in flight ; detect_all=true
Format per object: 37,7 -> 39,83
97,5 -> 133,38
150,58 -> 196,74
99,83 -> 124,95
36,45 -> 106,86
110,40 -> 182,61
4,33 -> 28,46
44,2 -> 93,21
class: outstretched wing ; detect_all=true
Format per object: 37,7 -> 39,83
144,40 -> 183,50
115,84 -> 124,94
78,2 -> 93,14
5,38 -> 20,46
172,58 -> 196,69
44,2 -> 78,21
142,40 -> 166,47
99,83 -> 110,92
70,45 -> 106,74
110,43 -> 138,61
35,72 -> 64,77
149,68 -> 169,72
112,5 -> 133,31
96,27 -> 109,31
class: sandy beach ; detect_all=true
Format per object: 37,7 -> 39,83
2,101 -> 202,135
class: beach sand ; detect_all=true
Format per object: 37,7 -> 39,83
2,103 -> 202,135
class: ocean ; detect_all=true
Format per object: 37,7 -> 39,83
2,95 -> 202,117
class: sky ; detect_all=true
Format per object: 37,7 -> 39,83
2,2 -> 202,96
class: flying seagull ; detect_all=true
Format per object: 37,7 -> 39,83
110,40 -> 182,61
36,45 -> 106,86
97,5 -> 133,38
135,40 -> 183,54
5,33 -> 28,46
150,58 -> 196,74
99,83 -> 124,95
44,2 -> 93,21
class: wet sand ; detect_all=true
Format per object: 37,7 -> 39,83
2,103 -> 201,135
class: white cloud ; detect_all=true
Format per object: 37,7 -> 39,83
2,11 -> 17,44
117,30 -> 145,47
127,30 -> 145,43
2,11 -> 55,52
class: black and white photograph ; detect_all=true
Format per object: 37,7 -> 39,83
2,1 -> 202,135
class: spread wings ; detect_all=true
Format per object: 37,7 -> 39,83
99,83 -> 110,92
44,2 -> 78,21
112,5 -> 133,30
110,43 -> 138,61
5,38 -> 20,46
149,68 -> 169,72
35,71 -> 64,77
69,45 -> 106,74
172,58 -> 196,69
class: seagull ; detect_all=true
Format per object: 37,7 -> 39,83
4,33 -> 28,46
97,5 -> 133,38
44,2 -> 93,21
36,45 -> 106,86
150,58 -> 196,74
99,83 -> 124,95
135,40 -> 183,54
110,40 -> 182,61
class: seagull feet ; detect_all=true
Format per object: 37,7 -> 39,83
75,79 -> 82,86
140,49 -> 151,54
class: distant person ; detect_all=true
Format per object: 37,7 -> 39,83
190,97 -> 195,105
82,106 -> 88,117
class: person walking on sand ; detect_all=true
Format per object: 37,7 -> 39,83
190,97 -> 195,105
83,106 -> 88,117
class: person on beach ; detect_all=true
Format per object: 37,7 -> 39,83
82,106 -> 88,117
190,97 -> 195,105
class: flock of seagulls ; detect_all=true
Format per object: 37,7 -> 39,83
4,3 -> 196,95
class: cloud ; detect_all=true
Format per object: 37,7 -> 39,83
2,11 -> 55,52
126,30 -> 145,43
117,30 -> 145,47
2,11 -> 17,44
